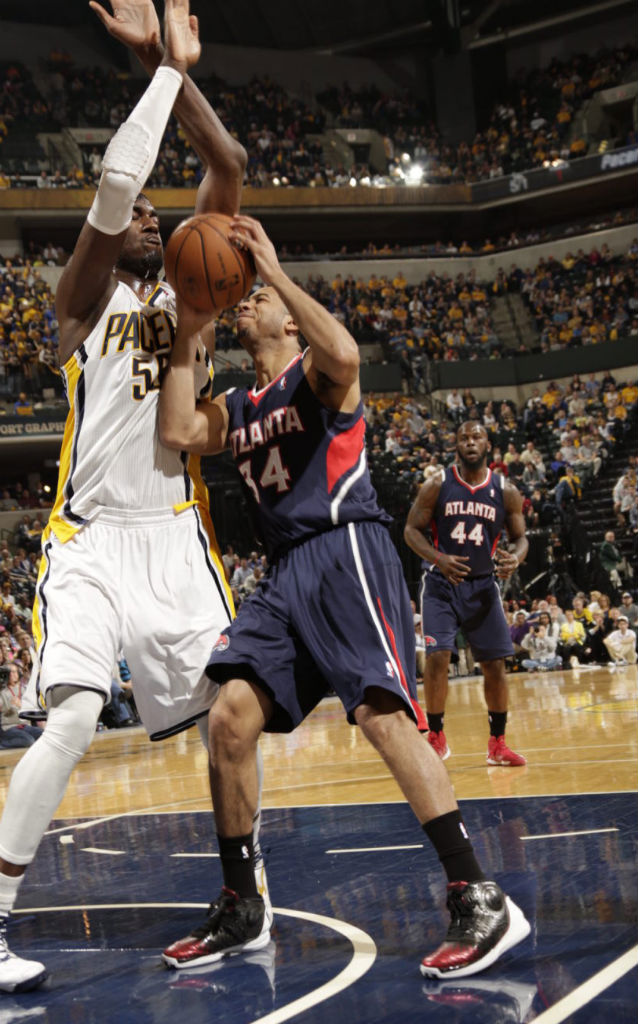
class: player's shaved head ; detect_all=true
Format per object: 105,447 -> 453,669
457,421 -> 488,441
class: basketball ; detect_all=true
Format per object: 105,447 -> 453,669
164,212 -> 256,314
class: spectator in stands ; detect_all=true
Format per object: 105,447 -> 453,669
554,465 -> 581,519
0,666 -> 41,748
489,447 -> 508,476
558,608 -> 586,668
598,530 -> 626,588
603,615 -> 637,667
445,388 -> 464,421
619,592 -> 638,628
13,392 -> 33,416
520,624 -> 562,671
572,596 -> 593,628
509,610 -> 530,660
582,611 -> 610,664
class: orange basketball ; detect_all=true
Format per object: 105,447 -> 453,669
164,212 -> 256,314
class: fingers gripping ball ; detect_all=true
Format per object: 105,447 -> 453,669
164,212 -> 255,313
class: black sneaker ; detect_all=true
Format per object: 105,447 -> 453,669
162,887 -> 271,969
420,880 -> 530,979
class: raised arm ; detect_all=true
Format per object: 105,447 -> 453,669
57,0 -> 200,364
159,299 -> 229,454
230,214 -> 361,412
90,0 -> 246,215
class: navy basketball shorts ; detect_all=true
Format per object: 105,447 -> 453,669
419,570 -> 513,662
207,520 -> 426,732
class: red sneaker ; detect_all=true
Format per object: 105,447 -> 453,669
427,730 -> 450,760
486,735 -> 526,767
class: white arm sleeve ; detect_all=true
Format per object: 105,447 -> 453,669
87,65 -> 183,236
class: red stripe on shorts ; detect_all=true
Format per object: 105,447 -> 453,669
376,597 -> 427,730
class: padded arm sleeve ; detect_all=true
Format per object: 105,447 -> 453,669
87,65 -> 183,236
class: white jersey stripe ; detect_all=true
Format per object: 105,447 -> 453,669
331,449 -> 368,525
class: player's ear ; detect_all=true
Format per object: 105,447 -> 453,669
284,315 -> 299,342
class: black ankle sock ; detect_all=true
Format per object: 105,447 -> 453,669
217,833 -> 258,898
427,712 -> 444,733
488,711 -> 507,738
423,810 -> 485,884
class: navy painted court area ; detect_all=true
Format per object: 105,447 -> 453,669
5,794 -> 637,1023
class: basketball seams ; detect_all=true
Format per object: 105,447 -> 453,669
201,221 -> 246,310
194,224 -> 218,310
165,212 -> 254,314
170,225 -> 200,307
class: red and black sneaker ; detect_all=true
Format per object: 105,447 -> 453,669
420,880 -> 530,979
162,887 -> 271,969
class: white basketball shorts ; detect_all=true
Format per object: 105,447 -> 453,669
30,505 -> 233,740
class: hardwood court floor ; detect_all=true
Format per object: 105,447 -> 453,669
0,664 -> 634,819
0,664 -> 635,1024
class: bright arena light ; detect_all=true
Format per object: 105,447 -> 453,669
405,163 -> 424,184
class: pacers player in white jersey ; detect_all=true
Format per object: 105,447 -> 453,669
0,0 -> 268,992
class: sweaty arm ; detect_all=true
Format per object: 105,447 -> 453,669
404,473 -> 471,586
493,480 -> 529,578
56,63 -> 184,361
159,301 -> 229,454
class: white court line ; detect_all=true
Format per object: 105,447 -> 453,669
13,903 -> 377,1024
81,847 -> 125,856
521,828 -> 619,841
249,908 -> 376,1024
170,852 -> 219,858
326,844 -> 424,854
532,945 -> 638,1024
45,814 -> 133,837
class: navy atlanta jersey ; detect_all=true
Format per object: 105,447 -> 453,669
429,465 -> 506,577
224,351 -> 390,559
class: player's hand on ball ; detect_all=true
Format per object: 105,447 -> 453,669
163,0 -> 200,71
494,548 -> 519,578
230,215 -> 281,285
89,0 -> 161,50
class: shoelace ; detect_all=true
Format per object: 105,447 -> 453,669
190,892 -> 237,940
446,889 -> 476,942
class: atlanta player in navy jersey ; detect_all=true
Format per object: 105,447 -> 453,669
404,421 -> 528,766
158,216 -> 530,978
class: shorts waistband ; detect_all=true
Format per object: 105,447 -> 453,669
93,505 -> 196,528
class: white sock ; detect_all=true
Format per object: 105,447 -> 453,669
0,873 -> 22,917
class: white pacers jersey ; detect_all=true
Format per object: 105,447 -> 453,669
48,280 -> 212,541
29,278 -> 234,739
